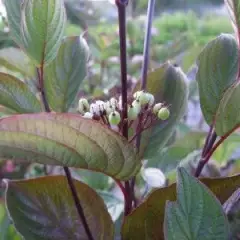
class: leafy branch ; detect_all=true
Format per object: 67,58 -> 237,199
195,124 -> 240,177
37,48 -> 94,240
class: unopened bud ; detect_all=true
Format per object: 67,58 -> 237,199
90,103 -> 100,116
153,103 -> 163,115
158,107 -> 170,120
108,111 -> 121,125
128,105 -> 139,120
132,99 -> 141,113
138,91 -> 150,105
110,98 -> 118,108
78,98 -> 89,114
145,93 -> 154,106
95,100 -> 105,112
133,91 -> 143,99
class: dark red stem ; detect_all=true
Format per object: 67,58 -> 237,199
64,167 -> 94,240
133,0 -> 156,202
195,125 -> 240,177
37,67 -> 94,240
116,0 -> 132,216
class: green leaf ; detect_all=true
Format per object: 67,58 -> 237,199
4,0 -> 23,46
21,0 -> 66,66
215,83 -> 240,136
148,131 -> 206,171
4,176 -> 114,240
0,113 -> 140,180
164,168 -> 229,240
212,133 -> 240,163
223,188 -> 240,239
0,47 -> 36,78
45,36 -> 89,112
196,34 -> 238,125
122,173 -> 240,239
0,73 -> 42,113
140,63 -> 188,158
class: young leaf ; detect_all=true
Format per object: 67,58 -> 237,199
121,173 -> 240,239
196,34 -> 238,125
4,0 -> 23,46
164,168 -> 229,240
4,176 -> 114,240
215,83 -> 240,136
0,48 -> 35,78
21,0 -> 66,66
44,36 -> 89,112
0,73 -> 42,113
140,63 -> 188,158
0,113 -> 140,180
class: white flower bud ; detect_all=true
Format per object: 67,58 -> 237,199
104,101 -> 113,115
132,99 -> 141,114
146,93 -> 154,106
110,98 -> 118,108
153,103 -> 163,115
118,96 -> 122,110
90,103 -> 100,116
133,91 -> 143,99
95,100 -> 105,112
78,98 -> 89,114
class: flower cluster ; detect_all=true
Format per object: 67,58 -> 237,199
78,91 -> 170,131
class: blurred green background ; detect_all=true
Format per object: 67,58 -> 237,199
1,0 -> 240,239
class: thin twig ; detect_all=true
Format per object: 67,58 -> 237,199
115,179 -> 128,202
64,167 -> 94,240
116,0 -> 132,216
202,131 -> 217,157
135,0 -> 156,150
133,0 -> 156,201
130,177 -> 138,208
195,124 -> 240,177
140,0 -> 156,90
201,125 -> 214,156
117,2 -> 128,140
37,67 -> 51,112
37,66 -> 94,240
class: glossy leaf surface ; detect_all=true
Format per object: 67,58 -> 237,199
0,73 -> 41,113
45,36 -> 89,112
21,0 -> 66,66
0,113 -> 140,180
122,173 -> 240,239
196,34 -> 238,124
164,168 -> 229,240
4,176 -> 114,240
